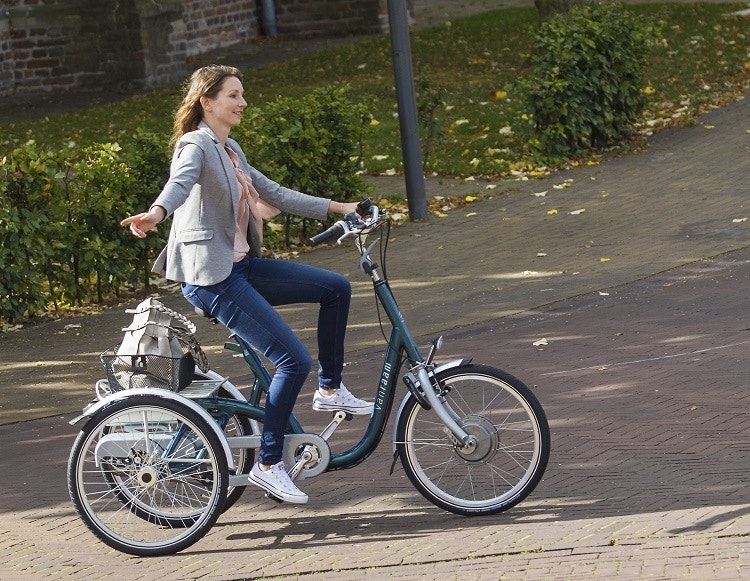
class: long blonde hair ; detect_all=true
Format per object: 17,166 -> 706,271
169,64 -> 243,150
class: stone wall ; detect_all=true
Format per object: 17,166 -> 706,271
0,0 -> 382,97
274,0 -> 381,37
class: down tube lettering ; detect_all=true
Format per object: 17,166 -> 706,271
375,362 -> 391,411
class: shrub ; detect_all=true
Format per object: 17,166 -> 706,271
521,1 -> 658,159
234,85 -> 372,247
0,143 -> 65,322
0,90 -> 372,323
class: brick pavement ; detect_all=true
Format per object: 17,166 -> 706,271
1,246 -> 749,579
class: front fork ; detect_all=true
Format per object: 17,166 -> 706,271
401,335 -> 474,447
405,364 -> 472,447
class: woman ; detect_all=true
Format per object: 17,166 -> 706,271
121,65 -> 372,504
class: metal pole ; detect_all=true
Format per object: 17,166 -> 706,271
387,0 -> 427,220
260,0 -> 277,37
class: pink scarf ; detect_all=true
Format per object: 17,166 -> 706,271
224,145 -> 280,260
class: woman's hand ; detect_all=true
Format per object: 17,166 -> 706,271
329,200 -> 359,215
120,206 -> 166,238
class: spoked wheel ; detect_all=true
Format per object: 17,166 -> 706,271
396,364 -> 550,515
68,394 -> 228,556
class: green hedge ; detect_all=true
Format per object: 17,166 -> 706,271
521,1 -> 658,159
0,87 -> 370,323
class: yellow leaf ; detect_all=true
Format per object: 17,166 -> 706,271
370,118 -> 380,126
600,257 -> 611,262
493,90 -> 508,100
546,209 -> 558,215
435,211 -> 448,218
643,86 -> 655,95
465,195 -> 478,202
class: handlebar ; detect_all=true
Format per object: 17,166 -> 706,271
308,199 -> 379,247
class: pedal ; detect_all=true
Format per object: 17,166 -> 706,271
265,492 -> 284,504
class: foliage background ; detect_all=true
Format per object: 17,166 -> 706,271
0,3 -> 747,323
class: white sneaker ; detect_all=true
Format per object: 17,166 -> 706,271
312,383 -> 374,415
248,461 -> 308,504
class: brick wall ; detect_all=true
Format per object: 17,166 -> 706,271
274,0 -> 381,37
0,0 -> 381,97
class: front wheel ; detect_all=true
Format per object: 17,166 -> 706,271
68,394 -> 228,556
396,364 -> 550,516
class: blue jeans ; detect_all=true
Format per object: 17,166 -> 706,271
182,257 -> 351,465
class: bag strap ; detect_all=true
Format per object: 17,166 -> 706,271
170,325 -> 209,373
124,302 -> 197,334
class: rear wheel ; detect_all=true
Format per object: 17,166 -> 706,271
68,394 -> 228,556
396,364 -> 550,515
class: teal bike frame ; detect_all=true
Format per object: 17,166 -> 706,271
193,246 -> 429,471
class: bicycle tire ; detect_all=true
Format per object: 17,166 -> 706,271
68,394 -> 228,556
396,364 -> 550,516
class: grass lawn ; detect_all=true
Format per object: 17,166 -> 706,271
1,3 -> 748,178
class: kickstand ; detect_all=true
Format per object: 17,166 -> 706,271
389,449 -> 400,475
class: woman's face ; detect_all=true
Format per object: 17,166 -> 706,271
201,75 -> 247,132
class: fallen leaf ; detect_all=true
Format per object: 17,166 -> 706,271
537,252 -> 547,257
465,195 -> 478,202
600,257 -> 611,262
598,291 -> 610,296
569,209 -> 586,215
547,209 -> 558,215
466,212 -> 477,217
532,338 -> 549,346
534,190 -> 548,197
732,217 -> 748,223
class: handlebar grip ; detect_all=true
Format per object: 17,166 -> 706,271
356,198 -> 373,217
308,222 -> 346,246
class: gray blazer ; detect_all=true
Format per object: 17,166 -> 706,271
151,123 -> 330,286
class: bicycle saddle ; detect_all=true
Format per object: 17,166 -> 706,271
195,307 -> 219,325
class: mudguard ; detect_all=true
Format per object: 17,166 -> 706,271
69,387 -> 235,470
